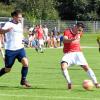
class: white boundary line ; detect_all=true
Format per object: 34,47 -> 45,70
0,93 -> 99,100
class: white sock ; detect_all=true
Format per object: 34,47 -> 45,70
87,68 -> 97,84
40,47 -> 43,52
62,69 -> 71,84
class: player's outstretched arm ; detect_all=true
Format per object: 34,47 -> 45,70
0,28 -> 13,34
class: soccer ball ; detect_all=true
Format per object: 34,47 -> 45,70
83,80 -> 94,90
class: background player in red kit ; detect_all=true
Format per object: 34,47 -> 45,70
61,22 -> 100,89
35,25 -> 44,53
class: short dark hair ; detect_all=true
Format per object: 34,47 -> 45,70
76,22 -> 84,28
11,9 -> 22,17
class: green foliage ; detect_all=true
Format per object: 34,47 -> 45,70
0,3 -> 14,17
0,0 -> 100,20
15,0 -> 59,22
56,0 -> 100,20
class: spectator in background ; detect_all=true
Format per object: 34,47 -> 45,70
59,33 -> 63,47
50,31 -> 57,48
43,25 -> 48,39
28,29 -> 34,47
52,27 -> 57,38
57,32 -> 61,47
45,33 -> 51,48
43,25 -> 49,48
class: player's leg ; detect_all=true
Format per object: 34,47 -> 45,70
34,39 -> 39,52
81,65 -> 100,88
61,61 -> 72,89
21,57 -> 31,87
61,53 -> 75,89
39,39 -> 44,53
40,44 -> 44,53
35,39 -> 39,52
0,50 -> 15,76
32,40 -> 38,52
18,48 -> 31,87
77,52 -> 100,88
0,67 -> 11,76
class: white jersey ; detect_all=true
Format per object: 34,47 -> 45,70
2,21 -> 24,50
43,27 -> 48,36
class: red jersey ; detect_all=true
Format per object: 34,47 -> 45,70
63,28 -> 83,53
36,27 -> 44,39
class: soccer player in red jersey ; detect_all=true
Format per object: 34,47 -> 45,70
61,22 -> 100,89
35,25 -> 44,53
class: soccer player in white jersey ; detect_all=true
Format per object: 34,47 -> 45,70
0,10 -> 31,87
61,22 -> 100,89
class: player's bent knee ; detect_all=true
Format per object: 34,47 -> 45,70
61,61 -> 68,70
81,65 -> 89,71
21,57 -> 29,66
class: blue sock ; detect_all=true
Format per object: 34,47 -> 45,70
0,68 -> 6,76
21,66 -> 28,80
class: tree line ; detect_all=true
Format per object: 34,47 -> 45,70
0,0 -> 100,21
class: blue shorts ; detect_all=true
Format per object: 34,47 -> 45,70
5,48 -> 26,68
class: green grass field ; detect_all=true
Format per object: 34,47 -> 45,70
0,34 -> 100,100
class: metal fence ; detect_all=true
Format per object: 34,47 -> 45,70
1,17 -> 100,33
24,20 -> 100,33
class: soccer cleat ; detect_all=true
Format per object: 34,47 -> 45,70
40,51 -> 44,53
20,80 -> 31,88
95,83 -> 100,88
68,83 -> 72,89
35,48 -> 38,52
